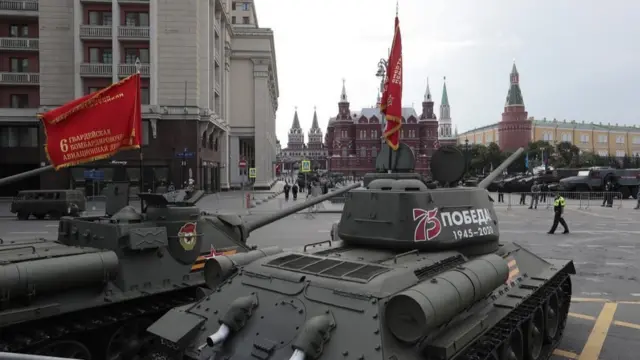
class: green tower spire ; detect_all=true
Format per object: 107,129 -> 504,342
505,60 -> 524,107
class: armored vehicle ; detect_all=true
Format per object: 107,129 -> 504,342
146,144 -> 575,360
559,167 -> 640,198
0,174 -> 359,360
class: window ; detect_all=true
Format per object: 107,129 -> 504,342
597,150 -> 608,157
231,16 -> 236,24
616,135 -> 625,144
125,12 -> 149,27
242,16 -> 250,24
88,11 -> 112,25
486,134 -> 493,142
616,150 -> 625,157
341,147 -> 347,157
10,58 -> 28,72
142,121 -> 150,145
634,136 -> 640,145
9,25 -> 29,37
87,87 -> 102,95
10,94 -> 28,108
141,87 -> 150,105
561,133 -> 571,142
371,130 -> 378,139
241,2 -> 250,10
598,135 -> 607,143
0,127 -> 37,148
88,48 -> 112,63
231,2 -> 236,10
360,147 -> 366,158
580,134 -> 589,143
124,48 -> 149,63
542,132 -> 553,141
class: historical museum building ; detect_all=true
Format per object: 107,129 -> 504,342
279,107 -> 328,172
324,79 -> 457,176
0,0 -> 279,196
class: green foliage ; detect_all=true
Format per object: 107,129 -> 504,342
455,141 -> 637,175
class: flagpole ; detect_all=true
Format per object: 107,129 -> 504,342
135,58 -> 145,211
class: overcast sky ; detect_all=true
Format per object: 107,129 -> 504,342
254,0 -> 640,147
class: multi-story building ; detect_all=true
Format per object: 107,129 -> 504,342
280,107 -> 328,172
0,0 -> 278,196
324,79 -> 443,176
459,62 -> 640,157
230,0 -> 255,27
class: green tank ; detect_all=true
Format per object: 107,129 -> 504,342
144,144 -> 575,360
0,171 -> 359,360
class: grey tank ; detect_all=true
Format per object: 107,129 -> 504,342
0,173 -> 358,360
145,145 -> 575,360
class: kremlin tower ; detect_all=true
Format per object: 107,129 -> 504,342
498,61 -> 531,151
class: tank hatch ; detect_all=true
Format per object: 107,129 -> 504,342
430,145 -> 466,185
264,253 -> 391,283
110,205 -> 143,223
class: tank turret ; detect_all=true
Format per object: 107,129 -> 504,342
335,145 -> 524,256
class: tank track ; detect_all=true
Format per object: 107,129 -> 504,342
457,267 -> 572,360
0,288 -> 197,356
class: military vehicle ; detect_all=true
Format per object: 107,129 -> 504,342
0,163 -> 360,360
146,144 -> 574,360
559,167 -> 640,198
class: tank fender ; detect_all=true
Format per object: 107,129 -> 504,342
216,214 -> 244,227
146,306 -> 206,348
204,247 -> 283,289
384,254 -> 509,344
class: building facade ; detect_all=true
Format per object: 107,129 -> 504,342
458,62 -> 640,157
279,107 -> 328,172
0,0 -> 278,196
324,80 -> 442,176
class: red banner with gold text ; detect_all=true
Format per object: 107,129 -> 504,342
379,16 -> 403,151
39,73 -> 142,170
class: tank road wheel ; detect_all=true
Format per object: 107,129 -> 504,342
524,308 -> 544,360
35,340 -> 91,360
544,293 -> 561,342
500,328 -> 524,360
106,318 -> 155,360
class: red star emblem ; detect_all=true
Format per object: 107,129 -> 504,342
204,245 -> 224,259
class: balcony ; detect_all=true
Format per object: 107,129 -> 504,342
80,25 -> 112,39
118,26 -> 149,40
0,0 -> 38,16
80,63 -> 112,77
118,0 -> 149,3
0,72 -> 39,85
0,37 -> 38,51
0,108 -> 39,121
118,63 -> 149,77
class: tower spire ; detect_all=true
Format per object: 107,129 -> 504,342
441,76 -> 449,106
311,106 -> 319,129
291,106 -> 301,129
339,78 -> 348,103
424,77 -> 432,102
506,61 -> 524,106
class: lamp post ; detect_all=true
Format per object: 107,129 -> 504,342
376,58 -> 388,140
464,138 -> 470,177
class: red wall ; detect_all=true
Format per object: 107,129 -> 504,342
0,86 -> 39,107
0,19 -> 39,37
0,51 -> 39,72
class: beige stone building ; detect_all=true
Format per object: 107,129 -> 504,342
458,119 -> 640,157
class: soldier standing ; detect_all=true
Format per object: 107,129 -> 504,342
529,181 -> 540,209
548,192 -> 569,234
497,181 -> 505,203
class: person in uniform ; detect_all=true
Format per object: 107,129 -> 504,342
283,181 -> 291,201
497,181 -> 505,203
529,181 -> 540,209
548,192 -> 569,234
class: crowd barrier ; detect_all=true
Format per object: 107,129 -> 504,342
493,192 -> 623,210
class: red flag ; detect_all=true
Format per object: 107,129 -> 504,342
39,74 -> 143,170
380,16 -> 403,151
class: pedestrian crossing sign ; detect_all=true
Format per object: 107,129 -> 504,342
249,168 -> 256,178
301,160 -> 311,173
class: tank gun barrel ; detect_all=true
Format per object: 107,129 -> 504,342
0,165 -> 54,188
478,147 -> 524,189
244,182 -> 360,233
0,352 -> 80,360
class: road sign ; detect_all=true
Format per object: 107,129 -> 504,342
301,160 -> 311,173
176,151 -> 195,159
83,169 -> 104,180
239,160 -> 247,168
249,168 -> 256,178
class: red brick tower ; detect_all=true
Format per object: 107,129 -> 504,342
498,61 -> 531,151
418,78 -> 439,174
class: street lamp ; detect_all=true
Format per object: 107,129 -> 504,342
464,139 -> 470,176
376,58 -> 388,140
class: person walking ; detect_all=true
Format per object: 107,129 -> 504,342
497,181 -> 505,203
548,192 -> 569,234
292,183 -> 298,201
283,181 -> 291,201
